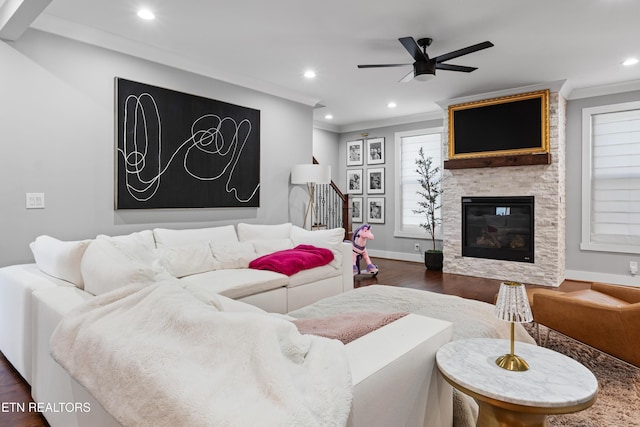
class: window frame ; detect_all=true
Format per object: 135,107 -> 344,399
581,100 -> 640,255
394,127 -> 444,239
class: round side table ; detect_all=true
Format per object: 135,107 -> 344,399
436,338 -> 598,427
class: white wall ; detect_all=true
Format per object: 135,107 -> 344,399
0,29 -> 313,266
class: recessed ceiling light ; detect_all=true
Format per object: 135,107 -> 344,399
622,58 -> 639,66
387,102 -> 397,108
304,70 -> 316,79
137,9 -> 155,20
324,114 -> 333,120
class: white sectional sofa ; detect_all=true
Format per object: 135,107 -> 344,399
0,222 -> 353,385
0,221 -> 457,427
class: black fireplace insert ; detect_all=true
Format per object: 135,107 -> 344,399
461,196 -> 534,263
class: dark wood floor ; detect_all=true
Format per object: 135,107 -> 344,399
0,258 -> 590,427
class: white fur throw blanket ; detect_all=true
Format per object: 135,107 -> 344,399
289,285 -> 537,427
50,281 -> 353,427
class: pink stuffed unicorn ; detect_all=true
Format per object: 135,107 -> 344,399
352,223 -> 378,276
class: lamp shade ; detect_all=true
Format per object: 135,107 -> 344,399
494,281 -> 533,323
291,164 -> 331,184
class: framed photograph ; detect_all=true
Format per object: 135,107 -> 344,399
346,169 -> 363,194
351,197 -> 363,223
366,137 -> 385,164
367,197 -> 385,224
347,140 -> 364,166
367,167 -> 385,194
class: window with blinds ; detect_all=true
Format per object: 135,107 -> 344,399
394,128 -> 443,238
581,101 -> 640,254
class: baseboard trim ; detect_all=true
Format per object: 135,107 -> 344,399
564,269 -> 640,288
367,249 -> 423,264
368,252 -> 640,288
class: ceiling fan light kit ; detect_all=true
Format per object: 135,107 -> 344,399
358,36 -> 493,82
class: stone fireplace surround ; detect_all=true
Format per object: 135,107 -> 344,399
437,81 -> 567,287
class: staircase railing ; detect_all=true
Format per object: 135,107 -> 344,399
312,157 -> 351,240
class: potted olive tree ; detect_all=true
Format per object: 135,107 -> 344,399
413,147 -> 443,270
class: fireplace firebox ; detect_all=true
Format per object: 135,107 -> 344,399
461,196 -> 534,263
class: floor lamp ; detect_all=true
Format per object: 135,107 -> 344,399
291,164 -> 331,229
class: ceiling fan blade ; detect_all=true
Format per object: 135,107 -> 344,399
436,63 -> 477,72
399,70 -> 414,83
358,64 -> 412,68
399,37 -> 428,62
435,41 -> 494,64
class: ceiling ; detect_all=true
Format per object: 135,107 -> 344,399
16,0 -> 640,130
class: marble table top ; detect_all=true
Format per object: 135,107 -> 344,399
436,338 -> 598,409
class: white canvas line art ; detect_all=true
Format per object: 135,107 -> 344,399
119,93 -> 260,204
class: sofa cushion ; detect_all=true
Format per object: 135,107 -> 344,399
291,225 -> 345,269
30,235 -> 91,288
153,225 -> 238,247
97,230 -> 156,252
209,241 -> 257,269
178,269 -> 288,299
237,223 -> 292,241
156,243 -> 217,278
287,264 -> 342,288
250,238 -> 294,257
291,226 -> 345,247
183,286 -> 268,313
81,239 -> 171,296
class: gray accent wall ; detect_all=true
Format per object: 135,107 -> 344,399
335,119 -> 443,260
0,29 -> 313,267
565,90 -> 640,285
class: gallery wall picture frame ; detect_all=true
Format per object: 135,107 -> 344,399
347,140 -> 364,166
367,197 -> 385,224
346,169 -> 363,194
351,197 -> 363,223
367,167 -> 385,194
366,137 -> 385,165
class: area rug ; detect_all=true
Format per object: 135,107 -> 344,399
524,324 -> 640,427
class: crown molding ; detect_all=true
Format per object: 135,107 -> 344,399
30,14 -> 321,107
333,110 -> 444,134
567,79 -> 640,100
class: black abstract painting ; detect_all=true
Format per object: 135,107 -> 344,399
115,78 -> 260,209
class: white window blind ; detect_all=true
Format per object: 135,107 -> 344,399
582,102 -> 640,254
394,128 -> 443,238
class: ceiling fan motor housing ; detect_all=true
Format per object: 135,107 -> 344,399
414,60 -> 436,80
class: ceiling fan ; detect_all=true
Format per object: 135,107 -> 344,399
358,37 -> 494,82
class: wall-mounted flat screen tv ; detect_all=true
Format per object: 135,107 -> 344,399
448,89 -> 550,160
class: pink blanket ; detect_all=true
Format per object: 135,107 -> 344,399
293,312 -> 410,344
249,244 -> 334,276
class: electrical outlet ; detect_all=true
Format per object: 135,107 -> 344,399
630,261 -> 638,276
414,243 -> 420,252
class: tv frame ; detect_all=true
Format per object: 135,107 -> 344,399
447,89 -> 550,160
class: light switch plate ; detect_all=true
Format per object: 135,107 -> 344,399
26,193 -> 45,209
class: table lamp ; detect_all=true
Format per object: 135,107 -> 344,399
291,164 -> 331,229
494,281 -> 533,371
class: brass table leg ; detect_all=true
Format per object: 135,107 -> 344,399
477,401 -> 546,427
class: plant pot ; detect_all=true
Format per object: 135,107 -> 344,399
424,251 -> 443,271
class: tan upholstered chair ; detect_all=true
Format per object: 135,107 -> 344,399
528,283 -> 640,367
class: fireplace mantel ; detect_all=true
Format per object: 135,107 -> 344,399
444,153 -> 551,170
439,82 -> 567,287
